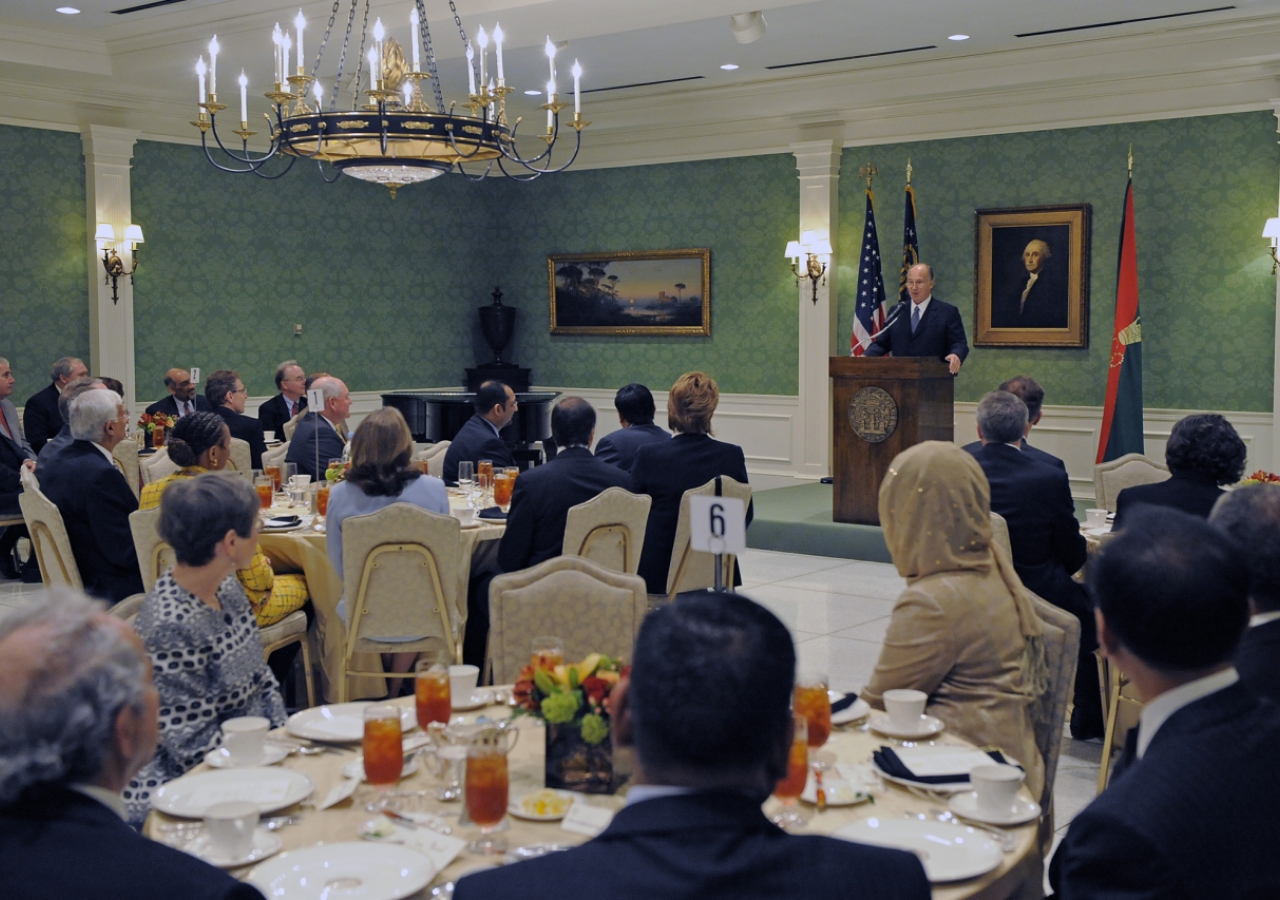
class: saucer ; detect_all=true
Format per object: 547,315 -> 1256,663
868,711 -> 946,739
452,688 -> 494,711
186,829 -> 282,868
341,753 -> 420,783
204,745 -> 290,769
509,789 -> 576,821
948,791 -> 1041,826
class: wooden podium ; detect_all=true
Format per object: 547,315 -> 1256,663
829,357 -> 954,525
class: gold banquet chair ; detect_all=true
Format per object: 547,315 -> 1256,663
338,503 -> 464,701
18,478 -> 82,591
140,447 -> 178,485
1096,650 -> 1145,793
561,487 -> 652,576
413,441 -> 451,479
263,441 -> 290,470
486,556 -> 648,685
663,476 -> 752,601
227,438 -> 253,479
112,439 -> 142,499
1093,453 -> 1169,512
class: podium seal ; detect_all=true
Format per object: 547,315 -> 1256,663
849,387 -> 898,443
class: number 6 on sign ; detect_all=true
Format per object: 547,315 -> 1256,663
690,496 -> 747,555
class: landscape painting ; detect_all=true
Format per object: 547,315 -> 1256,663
548,248 -> 711,336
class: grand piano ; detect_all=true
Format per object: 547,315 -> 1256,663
381,390 -> 559,467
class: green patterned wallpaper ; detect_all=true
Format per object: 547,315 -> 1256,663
130,140 -> 499,400
839,112 -> 1280,410
0,125 -> 88,401
489,153 -> 799,395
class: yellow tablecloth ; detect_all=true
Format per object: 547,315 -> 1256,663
148,697 -> 1040,899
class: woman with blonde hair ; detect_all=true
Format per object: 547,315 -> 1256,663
861,441 -> 1047,799
327,407 -> 448,696
631,371 -> 752,594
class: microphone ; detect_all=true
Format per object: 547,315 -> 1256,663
852,299 -> 908,354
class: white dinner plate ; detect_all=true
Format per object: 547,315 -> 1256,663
247,841 -> 437,900
834,817 -> 1003,882
867,711 -> 946,739
800,776 -> 873,807
185,828 -> 282,868
341,753 -> 420,783
153,767 -> 314,818
286,703 -> 417,742
948,791 -> 1041,826
452,688 -> 494,711
204,745 -> 290,769
828,691 -> 872,726
508,789 -> 577,821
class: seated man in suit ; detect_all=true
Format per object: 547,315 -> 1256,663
1113,414 -> 1246,529
258,360 -> 307,439
965,390 -> 1102,738
22,356 -> 87,454
455,591 -> 930,900
37,388 -> 143,603
36,377 -> 104,468
962,375 -> 1064,470
285,375 -> 350,482
1049,508 -> 1280,899
864,263 -> 968,375
442,380 -> 517,485
145,368 -> 211,420
593,383 -> 670,472
206,369 -> 268,470
0,590 -> 265,900
0,358 -> 37,580
1210,484 -> 1280,705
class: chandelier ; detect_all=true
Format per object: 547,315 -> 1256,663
191,0 -> 588,197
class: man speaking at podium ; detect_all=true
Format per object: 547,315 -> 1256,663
864,264 -> 969,375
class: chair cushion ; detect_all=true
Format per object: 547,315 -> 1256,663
259,608 -> 308,647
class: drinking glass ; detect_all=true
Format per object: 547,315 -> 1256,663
264,463 -> 282,492
530,636 -> 564,670
466,737 -> 511,854
477,459 -> 494,499
457,461 -> 474,493
771,715 -> 809,830
415,662 -> 452,728
152,424 -> 167,449
254,475 -> 274,510
315,481 -> 330,517
280,463 -> 297,495
493,472 -> 514,511
362,704 -> 403,804
794,671 -> 832,748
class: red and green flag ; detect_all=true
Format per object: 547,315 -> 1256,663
1097,164 -> 1144,463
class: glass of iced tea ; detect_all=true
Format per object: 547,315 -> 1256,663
254,475 -> 274,510
530,636 -> 564,670
771,714 -> 809,829
477,459 -> 494,497
465,729 -> 513,854
362,704 -> 403,797
315,481 -> 330,517
415,662 -> 451,727
152,424 -> 167,449
264,463 -> 282,493
794,672 -> 832,748
493,472 -> 514,511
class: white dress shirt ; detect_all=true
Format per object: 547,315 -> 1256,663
624,784 -> 694,808
1251,610 -> 1280,628
1136,666 -> 1239,759
909,295 -> 932,327
70,783 -> 127,819
1020,272 -> 1040,311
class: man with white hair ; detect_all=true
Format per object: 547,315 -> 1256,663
22,355 -> 88,454
37,389 -> 143,603
285,375 -> 350,481
0,591 -> 265,900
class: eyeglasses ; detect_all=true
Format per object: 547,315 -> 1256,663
233,386 -> 248,394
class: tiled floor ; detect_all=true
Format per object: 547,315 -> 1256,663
0,547 -> 1101,866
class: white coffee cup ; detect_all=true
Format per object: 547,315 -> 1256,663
290,474 -> 311,488
262,430 -> 275,442
882,688 -> 928,731
449,664 -> 480,703
970,764 -> 1024,814
1085,508 -> 1108,528
221,716 -> 269,765
204,800 -> 258,860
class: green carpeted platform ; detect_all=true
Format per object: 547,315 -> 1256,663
747,483 -> 892,563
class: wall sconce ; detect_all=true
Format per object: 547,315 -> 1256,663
785,230 -> 832,304
96,223 -> 144,304
1264,218 -> 1280,275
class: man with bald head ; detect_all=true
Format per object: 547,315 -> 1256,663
0,590 -> 265,899
23,356 -> 88,453
864,263 -> 968,374
144,367 -> 211,421
285,375 -> 350,481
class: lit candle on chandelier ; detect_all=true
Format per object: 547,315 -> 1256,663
282,32 -> 292,85
476,26 -> 488,89
196,56 -> 207,111
409,7 -> 421,72
294,10 -> 306,74
314,79 -> 324,107
238,70 -> 248,124
367,48 -> 379,90
546,79 -> 554,130
545,36 -> 556,88
488,77 -> 495,117
208,35 -> 219,97
466,43 -> 475,95
272,24 -> 283,85
571,60 -> 581,114
493,23 -> 504,85
373,18 -> 385,88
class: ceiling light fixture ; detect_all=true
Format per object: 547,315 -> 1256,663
948,34 -> 969,41
188,0 -> 589,197
720,63 -> 740,70
524,89 -> 542,95
729,11 -> 767,44
56,6 -> 81,13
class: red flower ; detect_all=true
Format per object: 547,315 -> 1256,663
581,676 -> 609,703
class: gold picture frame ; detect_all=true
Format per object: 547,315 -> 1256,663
548,248 -> 711,336
974,204 -> 1091,348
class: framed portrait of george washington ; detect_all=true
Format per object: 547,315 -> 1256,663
974,204 -> 1091,348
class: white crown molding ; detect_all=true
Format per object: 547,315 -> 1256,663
0,25 -> 110,77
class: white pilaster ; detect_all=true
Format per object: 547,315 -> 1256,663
791,139 -> 841,478
81,124 -> 140,413
1271,102 -> 1280,474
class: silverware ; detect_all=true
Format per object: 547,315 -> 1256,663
926,808 -> 1019,853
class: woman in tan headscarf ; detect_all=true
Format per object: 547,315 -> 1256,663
861,441 -> 1047,799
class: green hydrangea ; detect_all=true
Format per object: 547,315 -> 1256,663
541,690 -> 580,724
580,713 -> 609,745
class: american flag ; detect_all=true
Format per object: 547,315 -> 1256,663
851,189 -> 889,355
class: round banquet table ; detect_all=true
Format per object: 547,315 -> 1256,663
147,695 -> 1042,900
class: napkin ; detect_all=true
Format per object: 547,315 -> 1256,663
317,777 -> 359,810
560,801 -> 613,837
830,692 -> 859,714
872,746 -> 1018,785
478,507 -> 507,521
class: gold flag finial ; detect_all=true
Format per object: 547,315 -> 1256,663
905,157 -> 912,185
1127,144 -> 1133,178
859,162 -> 878,190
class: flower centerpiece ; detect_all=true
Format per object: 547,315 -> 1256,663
324,459 -> 351,484
1240,470 -> 1280,486
137,412 -> 176,448
512,652 -> 629,794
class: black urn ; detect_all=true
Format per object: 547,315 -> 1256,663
479,287 -> 517,364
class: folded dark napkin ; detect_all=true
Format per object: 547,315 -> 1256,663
478,507 -> 507,521
264,516 -> 302,527
872,746 -> 1019,785
831,692 -> 859,714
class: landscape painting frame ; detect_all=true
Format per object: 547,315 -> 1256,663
548,248 -> 711,336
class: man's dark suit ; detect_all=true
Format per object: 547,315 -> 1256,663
632,434 -> 753,595
22,382 -> 62,454
593,422 -> 670,472
498,447 -> 632,572
258,393 -> 306,439
1049,682 -> 1280,899
963,438 -> 1065,471
0,785 -> 265,900
285,412 -> 346,482
442,415 -> 515,485
864,297 -> 969,363
145,394 -> 212,418
36,440 -> 143,603
36,424 -> 72,469
454,791 -> 930,900
1112,473 -> 1224,530
211,405 -> 268,470
994,271 -> 1067,329
1237,619 -> 1280,705
1,399 -> 35,518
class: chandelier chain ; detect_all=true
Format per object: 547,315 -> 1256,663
310,0 -> 343,81
446,0 -> 479,90
351,0 -> 372,108
332,0 -> 360,111
415,0 -> 445,113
